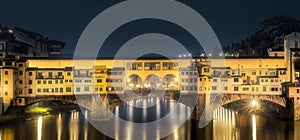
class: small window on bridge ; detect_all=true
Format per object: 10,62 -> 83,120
297,89 -> 300,94
84,87 -> 89,92
234,87 -> 239,91
224,87 -> 228,91
212,86 -> 217,90
263,87 -> 267,92
234,78 -> 239,82
76,87 -> 80,92
66,87 -> 71,92
28,89 -> 32,94
203,68 -> 209,73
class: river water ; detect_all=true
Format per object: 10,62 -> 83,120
0,98 -> 299,140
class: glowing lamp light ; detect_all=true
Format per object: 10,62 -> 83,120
251,100 -> 258,107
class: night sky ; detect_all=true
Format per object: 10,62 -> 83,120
0,0 -> 300,57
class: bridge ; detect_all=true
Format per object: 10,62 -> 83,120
6,90 -> 295,121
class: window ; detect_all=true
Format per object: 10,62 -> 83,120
181,72 -> 184,75
66,87 -> 71,92
43,88 -> 48,93
263,86 -> 267,92
43,80 -> 47,84
261,79 -> 264,83
37,81 -> 41,84
37,89 -> 41,93
48,80 -> 52,84
76,87 -> 80,92
58,72 -> 63,76
224,87 -> 228,91
144,62 -> 161,70
4,71 -> 8,75
212,86 -> 217,90
67,72 -> 71,76
84,87 -> 89,92
242,87 -> 249,91
55,80 -> 58,84
60,88 -> 63,93
265,79 -> 268,83
55,88 -> 58,93
203,68 -> 209,73
85,80 -> 92,83
48,72 -> 53,78
234,87 -> 239,91
19,71 -> 23,75
69,80 -> 73,83
234,78 -> 239,82
19,80 -> 23,84
60,80 -> 63,84
100,88 -> 103,91
213,79 -> 217,82
297,89 -> 300,94
252,71 -> 256,75
95,88 -> 98,91
5,81 -> 8,84
271,88 -> 279,92
65,80 -> 68,83
28,89 -> 32,94
5,92 -> 8,96
28,72 -> 32,76
29,80 -> 32,84
241,73 -> 246,77
97,79 -> 102,83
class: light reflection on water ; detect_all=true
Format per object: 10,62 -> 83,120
0,98 -> 299,139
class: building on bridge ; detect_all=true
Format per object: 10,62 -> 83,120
0,33 -> 299,120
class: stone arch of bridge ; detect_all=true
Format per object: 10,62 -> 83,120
220,94 -> 286,107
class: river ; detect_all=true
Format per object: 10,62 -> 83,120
0,98 -> 299,140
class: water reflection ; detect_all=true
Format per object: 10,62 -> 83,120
37,117 -> 42,140
212,107 -> 239,140
0,100 -> 300,139
252,115 -> 257,140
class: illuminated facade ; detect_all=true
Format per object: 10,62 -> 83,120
0,32 -> 299,117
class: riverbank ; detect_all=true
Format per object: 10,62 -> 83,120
0,115 -> 23,126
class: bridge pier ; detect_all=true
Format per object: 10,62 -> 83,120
285,97 -> 300,120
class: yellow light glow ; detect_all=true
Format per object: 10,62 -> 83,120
251,100 -> 258,107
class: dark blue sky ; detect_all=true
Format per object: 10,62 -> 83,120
0,0 -> 299,56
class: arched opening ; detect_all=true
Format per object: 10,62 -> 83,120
126,74 -> 143,90
162,74 -> 179,90
222,99 -> 286,114
144,74 -> 161,90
